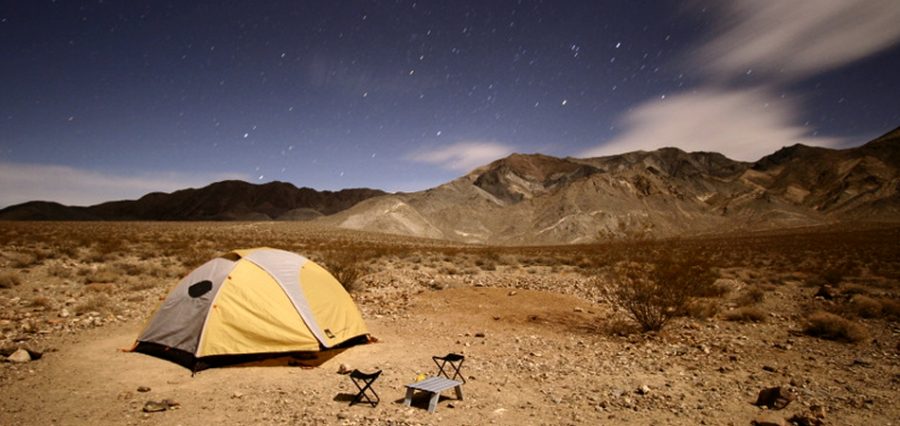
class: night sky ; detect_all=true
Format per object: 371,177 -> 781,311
2,1 -> 899,207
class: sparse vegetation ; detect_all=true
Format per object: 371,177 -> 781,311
0,271 -> 23,288
602,257 -> 716,332
322,252 -> 367,293
724,306 -> 767,323
804,311 -> 868,343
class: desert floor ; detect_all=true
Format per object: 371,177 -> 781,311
1,222 -> 898,425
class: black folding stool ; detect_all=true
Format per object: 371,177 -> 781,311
432,353 -> 466,383
349,369 -> 382,407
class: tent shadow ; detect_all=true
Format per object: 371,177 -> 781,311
218,347 -> 347,369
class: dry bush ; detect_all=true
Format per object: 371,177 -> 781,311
74,294 -> 113,315
322,252 -> 366,293
83,266 -> 121,284
602,257 -> 716,332
47,263 -> 74,278
880,298 -> 900,321
804,311 -> 868,343
8,253 -> 38,268
724,306 -> 767,323
30,295 -> 54,309
83,283 -> 116,294
115,260 -> 147,276
848,295 -> 882,318
0,271 -> 23,288
735,287 -> 766,306
685,299 -> 720,320
602,317 -> 641,336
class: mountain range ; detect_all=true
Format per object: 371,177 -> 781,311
2,126 -> 898,244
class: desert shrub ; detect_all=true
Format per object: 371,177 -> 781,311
439,265 -> 459,275
841,283 -> 873,296
115,260 -> 146,276
83,283 -> 115,294
880,298 -> 900,321
602,258 -> 716,332
804,311 -> 868,343
0,271 -> 23,288
47,263 -> 74,278
735,287 -> 766,306
603,317 -> 641,336
685,299 -> 720,320
848,295 -> 882,318
29,295 -> 53,309
8,253 -> 38,268
83,266 -> 120,284
821,268 -> 845,286
74,294 -> 112,315
323,252 -> 366,293
724,306 -> 767,323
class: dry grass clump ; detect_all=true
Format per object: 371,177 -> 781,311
82,266 -> 121,284
848,295 -> 882,319
47,263 -> 74,278
73,294 -> 113,315
0,271 -> 23,288
735,287 -> 766,306
724,306 -> 767,323
8,253 -> 39,268
804,311 -> 868,343
29,295 -> 54,309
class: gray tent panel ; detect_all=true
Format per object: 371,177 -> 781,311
137,257 -> 235,353
242,249 -> 330,346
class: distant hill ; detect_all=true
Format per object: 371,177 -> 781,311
4,127 -> 898,244
0,180 -> 385,221
324,126 -> 900,244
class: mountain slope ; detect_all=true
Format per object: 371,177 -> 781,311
326,126 -> 900,244
0,180 -> 385,221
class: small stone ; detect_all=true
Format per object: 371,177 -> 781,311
7,348 -> 31,363
574,307 -> 584,313
59,309 -> 70,318
337,363 -> 352,374
637,385 -> 651,395
754,386 -> 795,410
475,332 -> 485,338
336,412 -> 348,420
231,391 -> 243,399
751,412 -> 786,426
142,401 -> 167,413
137,386 -> 151,393
762,365 -> 777,373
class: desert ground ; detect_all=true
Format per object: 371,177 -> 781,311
0,221 -> 898,425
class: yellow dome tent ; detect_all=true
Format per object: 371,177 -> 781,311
131,248 -> 370,371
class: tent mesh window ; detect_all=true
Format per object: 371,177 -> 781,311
188,280 -> 213,298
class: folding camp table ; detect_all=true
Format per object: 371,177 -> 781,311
403,376 -> 463,413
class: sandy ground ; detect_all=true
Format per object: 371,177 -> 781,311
2,285 -> 898,425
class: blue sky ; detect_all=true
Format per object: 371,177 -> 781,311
1,0 -> 899,207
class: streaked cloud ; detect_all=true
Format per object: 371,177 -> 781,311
0,162 -> 248,208
585,0 -> 899,161
407,141 -> 516,172
695,0 -> 900,81
581,88 -> 843,161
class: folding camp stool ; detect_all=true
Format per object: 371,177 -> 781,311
349,369 -> 381,407
432,353 -> 466,383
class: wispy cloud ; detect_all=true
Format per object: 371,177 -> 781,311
0,162 -> 248,208
583,0 -> 900,160
695,0 -> 900,81
581,88 -> 843,161
406,141 -> 516,172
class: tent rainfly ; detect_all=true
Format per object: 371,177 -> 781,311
131,247 -> 370,371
